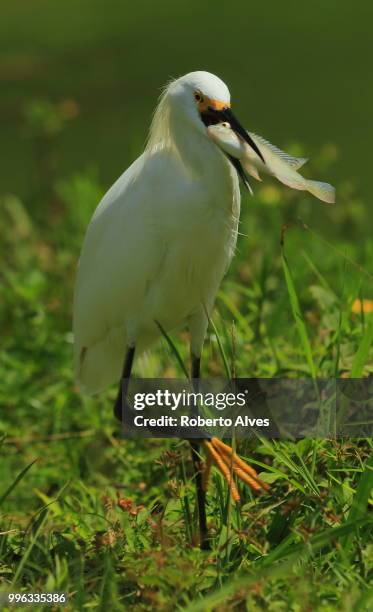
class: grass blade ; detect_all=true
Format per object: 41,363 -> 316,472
217,291 -> 252,339
263,517 -> 372,565
207,313 -> 231,378
281,249 -> 316,378
185,518 -> 373,612
155,320 -> 189,378
11,508 -> 49,586
350,313 -> 373,377
342,450 -> 373,554
0,459 -> 38,507
348,450 -> 373,522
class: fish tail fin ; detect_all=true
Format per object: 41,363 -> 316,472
307,180 -> 336,204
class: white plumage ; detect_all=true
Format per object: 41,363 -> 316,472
73,71 -> 241,394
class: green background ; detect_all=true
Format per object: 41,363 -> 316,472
1,0 -> 372,213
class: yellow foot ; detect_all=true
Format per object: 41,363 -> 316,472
202,437 -> 269,502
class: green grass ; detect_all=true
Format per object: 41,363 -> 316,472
0,108 -> 373,610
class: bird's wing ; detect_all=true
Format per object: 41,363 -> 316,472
73,151 -> 175,394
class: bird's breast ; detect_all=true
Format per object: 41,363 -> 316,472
141,155 -> 241,332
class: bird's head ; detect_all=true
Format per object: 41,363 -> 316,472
165,71 -> 264,163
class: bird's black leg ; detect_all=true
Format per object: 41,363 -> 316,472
190,355 -> 209,550
114,345 -> 136,422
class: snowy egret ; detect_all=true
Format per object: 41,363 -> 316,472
74,71 -> 272,548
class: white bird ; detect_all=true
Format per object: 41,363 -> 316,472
73,71 -> 272,548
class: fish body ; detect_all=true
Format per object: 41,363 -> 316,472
207,123 -> 335,204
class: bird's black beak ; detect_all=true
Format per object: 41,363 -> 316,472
201,106 -> 265,164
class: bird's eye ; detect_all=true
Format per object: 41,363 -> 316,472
194,92 -> 203,103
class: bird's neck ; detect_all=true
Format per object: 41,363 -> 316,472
169,107 -> 229,179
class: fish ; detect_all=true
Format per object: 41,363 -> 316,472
207,122 -> 335,204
